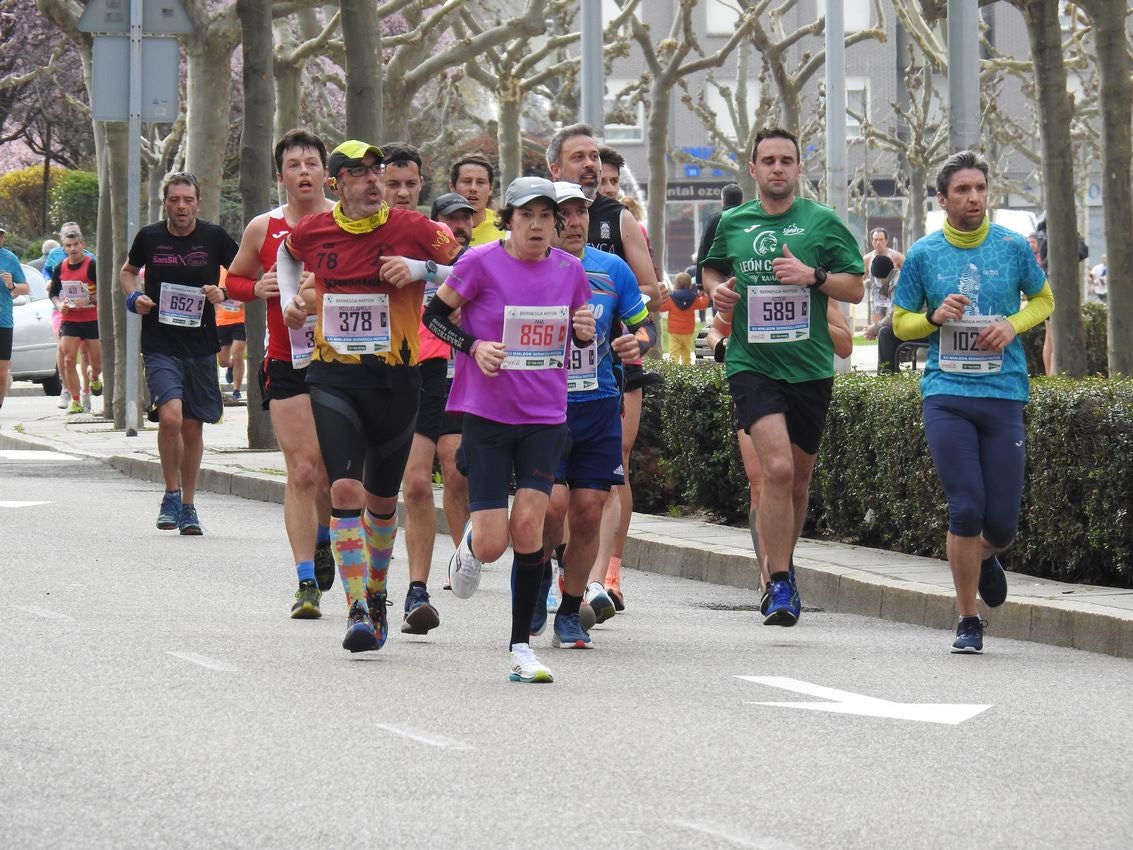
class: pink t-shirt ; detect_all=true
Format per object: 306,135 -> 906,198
445,242 -> 590,425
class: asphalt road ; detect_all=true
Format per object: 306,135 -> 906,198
2,449 -> 1131,849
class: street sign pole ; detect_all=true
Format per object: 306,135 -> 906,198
124,0 -> 142,436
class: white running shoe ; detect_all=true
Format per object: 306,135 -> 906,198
508,643 -> 553,683
584,580 -> 617,624
448,520 -> 484,599
546,559 -> 562,613
57,388 -> 71,409
80,390 -> 92,413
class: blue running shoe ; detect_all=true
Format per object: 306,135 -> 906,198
763,579 -> 800,627
951,616 -> 987,653
156,490 -> 181,530
178,503 -> 203,536
366,592 -> 390,649
342,601 -> 380,652
978,556 -> 1008,607
552,611 -> 592,648
401,586 -> 439,635
531,569 -> 552,636
760,559 -> 796,616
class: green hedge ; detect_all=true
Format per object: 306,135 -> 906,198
629,362 -> 1133,588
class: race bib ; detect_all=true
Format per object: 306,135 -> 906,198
501,305 -> 569,370
446,354 -> 455,381
747,285 -> 810,343
217,298 -> 242,314
567,343 -> 599,393
158,282 -> 205,327
61,281 -> 91,306
939,315 -> 1003,374
322,292 -> 391,355
422,281 -> 438,308
288,314 -> 317,369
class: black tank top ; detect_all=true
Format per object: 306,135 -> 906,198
588,194 -> 625,258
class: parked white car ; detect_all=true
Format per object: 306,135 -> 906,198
9,264 -> 61,395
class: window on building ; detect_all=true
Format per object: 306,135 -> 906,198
705,0 -> 739,36
844,0 -> 872,32
846,79 -> 869,138
605,80 -> 644,144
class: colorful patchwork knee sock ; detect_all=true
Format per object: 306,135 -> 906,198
331,509 -> 367,611
362,509 -> 398,599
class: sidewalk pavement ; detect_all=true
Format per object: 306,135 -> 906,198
3,382 -> 1131,659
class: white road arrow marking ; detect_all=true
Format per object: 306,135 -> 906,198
0,450 -> 79,461
375,722 -> 474,750
14,605 -> 74,621
736,676 -> 992,725
167,651 -> 238,672
0,501 -> 52,508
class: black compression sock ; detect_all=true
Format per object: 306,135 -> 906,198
509,548 -> 545,649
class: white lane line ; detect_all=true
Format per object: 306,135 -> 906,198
670,820 -> 796,849
166,651 -> 239,672
14,605 -> 74,621
0,501 -> 52,508
374,722 -> 474,750
0,450 -> 79,461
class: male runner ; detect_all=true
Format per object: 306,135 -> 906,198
702,127 -> 864,627
49,231 -> 103,415
449,154 -> 505,246
122,172 -> 239,535
279,140 -> 462,653
224,129 -> 336,619
893,150 -> 1051,653
1,234 -> 29,421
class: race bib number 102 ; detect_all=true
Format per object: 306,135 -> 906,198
939,315 -> 1003,373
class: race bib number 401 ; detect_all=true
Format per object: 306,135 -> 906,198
158,282 -> 205,327
747,285 -> 810,343
939,315 -> 1003,373
322,292 -> 391,355
501,305 -> 569,370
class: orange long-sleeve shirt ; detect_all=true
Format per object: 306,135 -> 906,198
659,291 -> 708,335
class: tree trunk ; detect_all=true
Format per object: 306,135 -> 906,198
1084,0 -> 1133,375
497,77 -> 523,189
1015,0 -> 1086,376
645,73 -> 671,275
340,0 -> 382,141
237,0 -> 277,449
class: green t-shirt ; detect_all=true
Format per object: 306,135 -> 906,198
704,197 -> 864,383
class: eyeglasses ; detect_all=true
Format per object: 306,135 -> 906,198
342,162 -> 384,178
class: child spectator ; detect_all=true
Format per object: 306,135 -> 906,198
659,272 -> 707,364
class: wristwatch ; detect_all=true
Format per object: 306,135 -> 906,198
811,267 -> 828,288
424,260 -> 438,283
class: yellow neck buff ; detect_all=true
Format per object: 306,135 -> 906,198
333,201 -> 389,234
942,215 -> 990,249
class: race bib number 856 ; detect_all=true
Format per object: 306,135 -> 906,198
501,305 -> 569,370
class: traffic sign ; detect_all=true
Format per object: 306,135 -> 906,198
78,0 -> 192,34
91,36 -> 179,122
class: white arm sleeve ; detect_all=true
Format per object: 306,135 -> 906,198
276,242 -> 303,304
402,257 -> 454,283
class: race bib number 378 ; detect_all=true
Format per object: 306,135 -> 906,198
322,292 -> 391,355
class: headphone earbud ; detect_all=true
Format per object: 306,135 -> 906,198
328,177 -> 337,189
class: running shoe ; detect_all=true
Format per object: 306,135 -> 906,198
763,579 -> 800,627
760,561 -> 797,616
342,601 -> 379,653
178,503 -> 203,535
508,643 -> 554,683
552,611 -> 593,649
156,490 -> 182,530
978,556 -> 1008,608
57,388 -> 71,409
90,378 -> 103,397
531,569 -> 552,636
402,586 -> 440,635
290,581 -> 322,619
225,366 -> 233,385
313,542 -> 336,591
448,521 -> 483,599
231,390 -> 243,402
367,591 -> 390,649
585,580 -> 617,624
66,400 -> 84,415
80,390 -> 92,413
952,616 -> 987,653
546,559 -> 562,613
605,574 -> 625,612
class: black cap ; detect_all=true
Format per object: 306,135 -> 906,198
430,192 -> 476,219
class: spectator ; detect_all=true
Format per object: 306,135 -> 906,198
658,271 -> 708,364
30,240 -> 59,272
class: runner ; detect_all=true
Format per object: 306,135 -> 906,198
702,126 -> 864,627
1,233 -> 29,421
449,154 -> 505,246
893,150 -> 1051,653
49,231 -> 103,415
223,129 -> 336,619
121,172 -> 239,535
539,180 -> 655,648
278,139 -> 462,652
422,176 -> 595,683
213,271 -> 246,403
